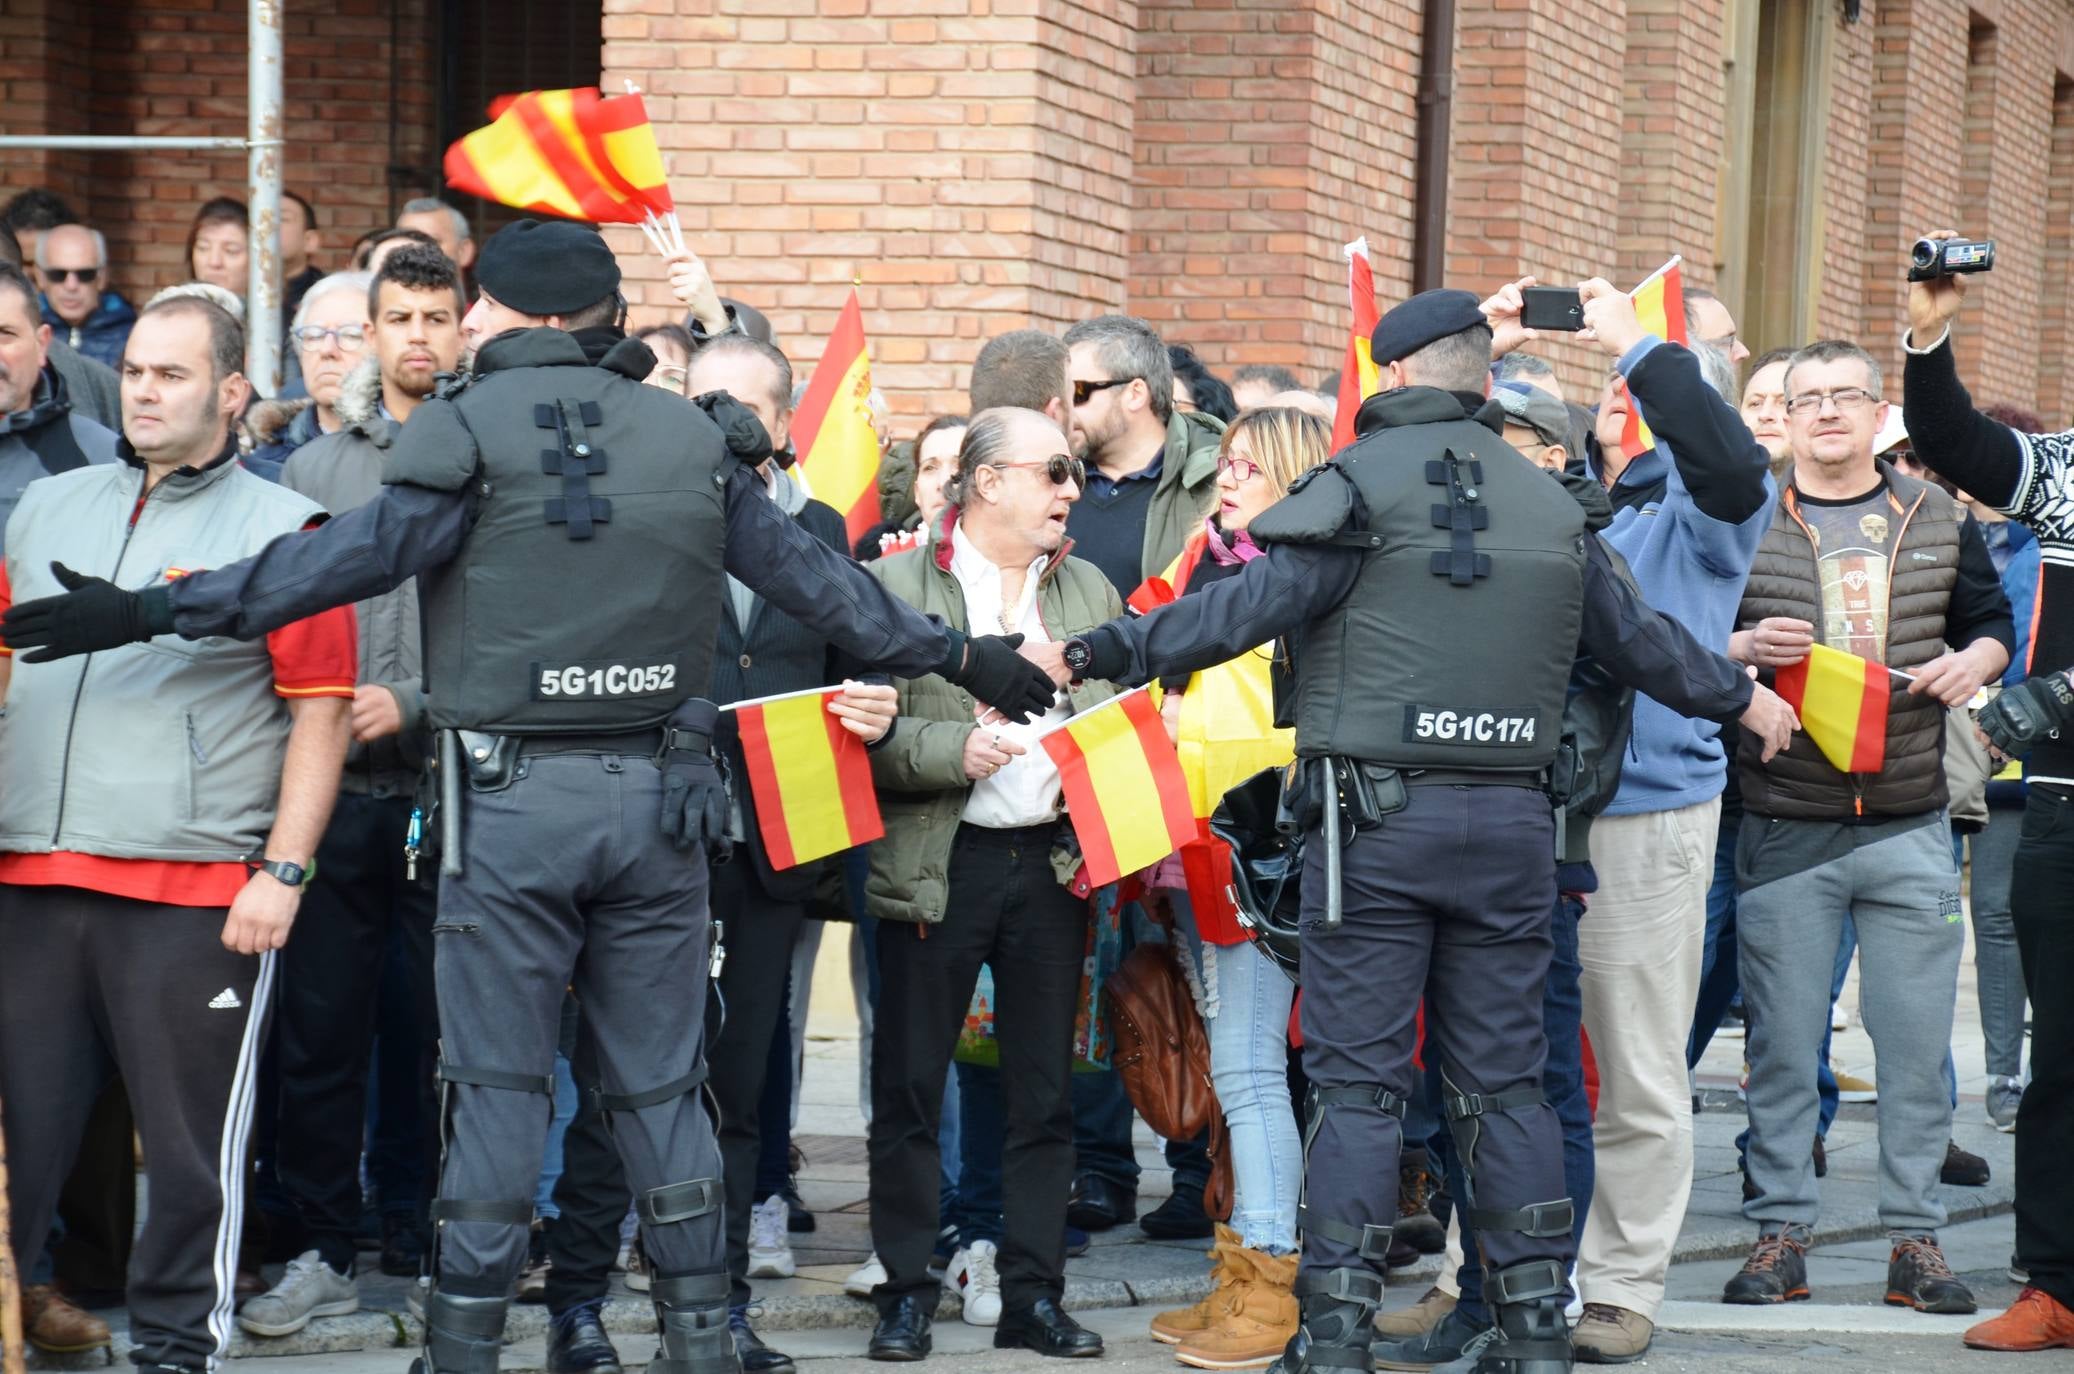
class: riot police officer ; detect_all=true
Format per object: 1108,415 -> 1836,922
1039,291 -> 1797,1374
0,219 -> 1058,1374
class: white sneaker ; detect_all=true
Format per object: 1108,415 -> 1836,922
1831,1001 -> 1848,1031
236,1251 -> 360,1337
747,1194 -> 797,1279
943,1239 -> 1002,1326
845,1252 -> 888,1298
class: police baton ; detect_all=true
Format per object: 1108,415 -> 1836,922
1320,772 -> 1345,933
438,730 -> 464,879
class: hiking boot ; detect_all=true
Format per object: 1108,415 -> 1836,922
23,1285 -> 111,1353
1986,1076 -> 2023,1132
1372,1308 -> 1492,1369
1722,1228 -> 1811,1305
1884,1234 -> 1976,1314
1152,1225 -> 1250,1344
1373,1286 -> 1456,1340
1964,1286 -> 2074,1350
1939,1139 -> 1990,1186
1177,1247 -> 1297,1370
747,1194 -> 797,1278
1395,1153 -> 1445,1255
238,1251 -> 361,1337
1570,1302 -> 1653,1362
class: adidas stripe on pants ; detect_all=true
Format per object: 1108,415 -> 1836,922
0,883 -> 275,1373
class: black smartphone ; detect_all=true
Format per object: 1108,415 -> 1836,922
1520,286 -> 1585,332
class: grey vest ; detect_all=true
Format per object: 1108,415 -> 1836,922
1250,388 -> 1587,771
383,329 -> 729,733
0,453 -> 327,861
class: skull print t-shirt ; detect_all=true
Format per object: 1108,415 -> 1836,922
1800,483 -> 1894,664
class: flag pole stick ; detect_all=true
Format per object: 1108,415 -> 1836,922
636,214 -> 671,259
1030,683 -> 1149,743
0,1088 -> 25,1374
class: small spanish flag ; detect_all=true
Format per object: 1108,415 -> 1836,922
1775,643 -> 1890,774
1039,688 -> 1197,888
727,685 -> 884,869
444,87 -> 672,225
791,289 -> 883,550
1331,238 -> 1383,454
1619,256 -> 1687,460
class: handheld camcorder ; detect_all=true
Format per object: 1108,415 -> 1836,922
1909,236 -> 1995,282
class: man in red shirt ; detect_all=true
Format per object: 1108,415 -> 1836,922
0,294 -> 355,1374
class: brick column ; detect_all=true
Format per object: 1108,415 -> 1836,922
1614,0 -> 1727,289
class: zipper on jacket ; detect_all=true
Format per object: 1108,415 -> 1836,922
51,474 -> 157,845
185,712 -> 208,764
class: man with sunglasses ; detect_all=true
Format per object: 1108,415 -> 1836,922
1720,338 -> 2011,1317
35,222 -> 134,371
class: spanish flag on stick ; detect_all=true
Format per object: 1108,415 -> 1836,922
1618,256 -> 1687,460
1331,238 -> 1383,454
725,685 -> 884,870
1774,643 -> 1890,774
1038,688 -> 1197,889
791,289 -> 883,550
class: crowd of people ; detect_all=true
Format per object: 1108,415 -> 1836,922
0,179 -> 2066,1374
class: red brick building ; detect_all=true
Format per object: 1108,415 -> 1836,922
5,0 -> 2073,424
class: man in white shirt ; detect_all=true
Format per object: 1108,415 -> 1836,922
858,408 -> 1127,1362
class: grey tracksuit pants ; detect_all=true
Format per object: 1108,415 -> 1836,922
432,753 -> 724,1296
1735,808 -> 1963,1233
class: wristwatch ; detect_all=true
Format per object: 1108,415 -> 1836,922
253,858 -> 308,889
1061,637 -> 1095,679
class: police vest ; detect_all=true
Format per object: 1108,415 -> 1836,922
1249,389 -> 1587,771
385,329 -> 729,734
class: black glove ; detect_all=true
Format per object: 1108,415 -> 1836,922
1977,670 -> 2074,756
661,749 -> 733,863
1,562 -> 174,662
691,390 -> 774,465
940,630 -> 1059,725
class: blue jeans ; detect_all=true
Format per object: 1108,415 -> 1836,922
1446,893 -> 1593,1321
1173,894 -> 1301,1255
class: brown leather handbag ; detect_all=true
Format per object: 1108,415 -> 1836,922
1102,941 -> 1233,1220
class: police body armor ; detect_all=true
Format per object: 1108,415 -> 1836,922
384,329 -> 729,735
1249,388 -> 1588,773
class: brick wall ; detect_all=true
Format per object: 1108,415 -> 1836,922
0,0 -> 440,310
1615,0 -> 1727,289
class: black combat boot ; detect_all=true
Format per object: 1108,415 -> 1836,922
1474,1261 -> 1572,1373
1270,1268 -> 1383,1373
413,1291 -> 509,1374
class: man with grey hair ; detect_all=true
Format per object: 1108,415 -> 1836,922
246,271 -> 373,480
397,197 -> 476,273
35,223 -> 134,370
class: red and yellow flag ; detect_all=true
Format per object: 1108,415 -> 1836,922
1775,643 -> 1890,774
1332,238 -> 1383,453
1039,688 -> 1197,888
791,289 -> 882,549
1618,256 -> 1687,459
728,686 -> 884,869
444,87 -> 672,224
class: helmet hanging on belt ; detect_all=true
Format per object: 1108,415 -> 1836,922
1209,767 -> 1304,984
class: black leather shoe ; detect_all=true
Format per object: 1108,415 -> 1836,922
730,1311 -> 796,1373
547,1307 -> 623,1374
1065,1173 -> 1136,1232
1139,1187 -> 1214,1240
867,1296 -> 933,1362
994,1298 -> 1104,1358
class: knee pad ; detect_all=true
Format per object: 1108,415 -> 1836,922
1296,1081 -> 1404,1265
416,1290 -> 509,1374
647,1270 -> 733,1374
1439,1067 -> 1542,1205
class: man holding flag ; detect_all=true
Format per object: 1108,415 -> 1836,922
0,218 -> 1060,1374
1721,338 -> 2011,1317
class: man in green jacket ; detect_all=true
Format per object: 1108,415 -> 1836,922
860,407 -> 1123,1364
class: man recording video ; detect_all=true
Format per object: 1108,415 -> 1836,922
1902,227 -> 2074,1355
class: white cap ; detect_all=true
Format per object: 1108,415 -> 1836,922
1872,406 -> 1909,455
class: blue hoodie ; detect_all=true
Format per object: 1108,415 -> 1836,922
1592,336 -> 1776,816
40,290 -> 136,372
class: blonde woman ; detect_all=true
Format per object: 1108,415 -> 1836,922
1142,406 -> 1327,1370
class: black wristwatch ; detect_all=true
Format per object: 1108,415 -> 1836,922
253,858 -> 308,889
1061,637 -> 1095,679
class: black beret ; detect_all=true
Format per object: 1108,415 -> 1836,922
475,219 -> 621,317
1369,288 -> 1487,368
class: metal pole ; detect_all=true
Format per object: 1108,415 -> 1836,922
247,0 -> 285,394
0,135 -> 250,151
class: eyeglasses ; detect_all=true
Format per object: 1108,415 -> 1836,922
1217,455 -> 1264,482
45,267 -> 98,285
1786,387 -> 1878,417
991,454 -> 1086,486
1072,377 -> 1129,407
292,324 -> 369,353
